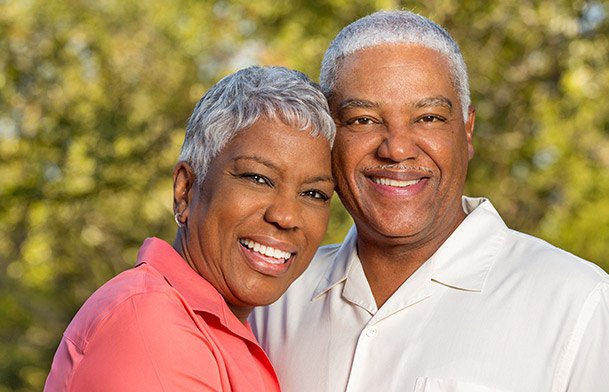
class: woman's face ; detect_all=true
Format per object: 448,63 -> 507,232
174,117 -> 334,321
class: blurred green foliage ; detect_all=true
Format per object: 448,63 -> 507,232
1,0 -> 608,390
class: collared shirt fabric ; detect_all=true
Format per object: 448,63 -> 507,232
250,197 -> 609,392
45,237 -> 280,392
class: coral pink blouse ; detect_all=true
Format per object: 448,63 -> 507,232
45,237 -> 280,391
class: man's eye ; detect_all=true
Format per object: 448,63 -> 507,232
417,115 -> 445,123
301,190 -> 329,201
345,117 -> 376,126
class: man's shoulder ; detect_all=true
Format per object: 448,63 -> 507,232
288,242 -> 343,290
250,242 -> 346,342
258,242 -> 346,312
313,242 -> 342,264
501,227 -> 609,287
469,197 -> 608,286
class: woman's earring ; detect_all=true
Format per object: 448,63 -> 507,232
174,212 -> 184,228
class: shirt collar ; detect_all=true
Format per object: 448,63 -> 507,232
428,197 -> 507,291
313,197 -> 507,297
135,238 -> 250,335
312,226 -> 359,299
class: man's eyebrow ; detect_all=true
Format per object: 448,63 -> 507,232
336,99 -> 379,113
413,96 -> 453,112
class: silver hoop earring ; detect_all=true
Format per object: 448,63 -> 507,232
174,212 -> 184,228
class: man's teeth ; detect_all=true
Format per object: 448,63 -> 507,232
374,177 -> 420,187
240,239 -> 292,262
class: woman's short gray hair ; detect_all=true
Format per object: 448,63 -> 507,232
179,66 -> 336,184
320,10 -> 471,120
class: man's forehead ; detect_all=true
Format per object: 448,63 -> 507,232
332,44 -> 452,86
338,42 -> 448,65
330,44 -> 459,105
333,95 -> 454,114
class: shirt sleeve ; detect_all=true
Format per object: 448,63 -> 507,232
69,290 -> 228,392
557,282 -> 609,391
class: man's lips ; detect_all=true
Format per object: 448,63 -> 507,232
372,177 -> 422,187
363,167 -> 432,195
364,166 -> 433,183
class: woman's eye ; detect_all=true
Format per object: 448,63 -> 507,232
301,190 -> 329,201
242,173 -> 272,186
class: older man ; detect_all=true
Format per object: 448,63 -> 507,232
250,10 -> 609,392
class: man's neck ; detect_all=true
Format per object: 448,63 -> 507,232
357,239 -> 432,308
356,209 -> 467,308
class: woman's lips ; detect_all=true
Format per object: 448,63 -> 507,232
238,238 -> 296,277
239,238 -> 292,264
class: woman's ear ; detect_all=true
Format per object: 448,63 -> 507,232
172,162 -> 197,225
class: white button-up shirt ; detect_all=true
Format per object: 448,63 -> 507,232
250,197 -> 609,392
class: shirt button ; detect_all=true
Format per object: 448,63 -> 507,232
365,327 -> 378,338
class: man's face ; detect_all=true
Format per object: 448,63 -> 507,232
329,44 -> 475,249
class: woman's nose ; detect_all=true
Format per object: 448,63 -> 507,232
263,194 -> 300,230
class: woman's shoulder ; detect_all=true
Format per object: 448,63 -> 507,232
63,264 -> 187,350
56,264 -> 227,391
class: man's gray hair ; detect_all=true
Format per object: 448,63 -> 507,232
179,66 -> 336,184
320,10 -> 471,119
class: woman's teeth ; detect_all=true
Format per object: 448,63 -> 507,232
240,239 -> 292,262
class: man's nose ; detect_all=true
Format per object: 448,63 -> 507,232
376,124 -> 420,162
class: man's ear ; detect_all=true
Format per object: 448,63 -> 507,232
172,162 -> 197,224
465,105 -> 476,160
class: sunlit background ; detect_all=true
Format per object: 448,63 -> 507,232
1,0 -> 608,390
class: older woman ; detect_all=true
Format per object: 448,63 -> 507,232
44,66 -> 335,391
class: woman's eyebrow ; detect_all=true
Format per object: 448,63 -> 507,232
304,175 -> 335,186
233,155 -> 278,171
